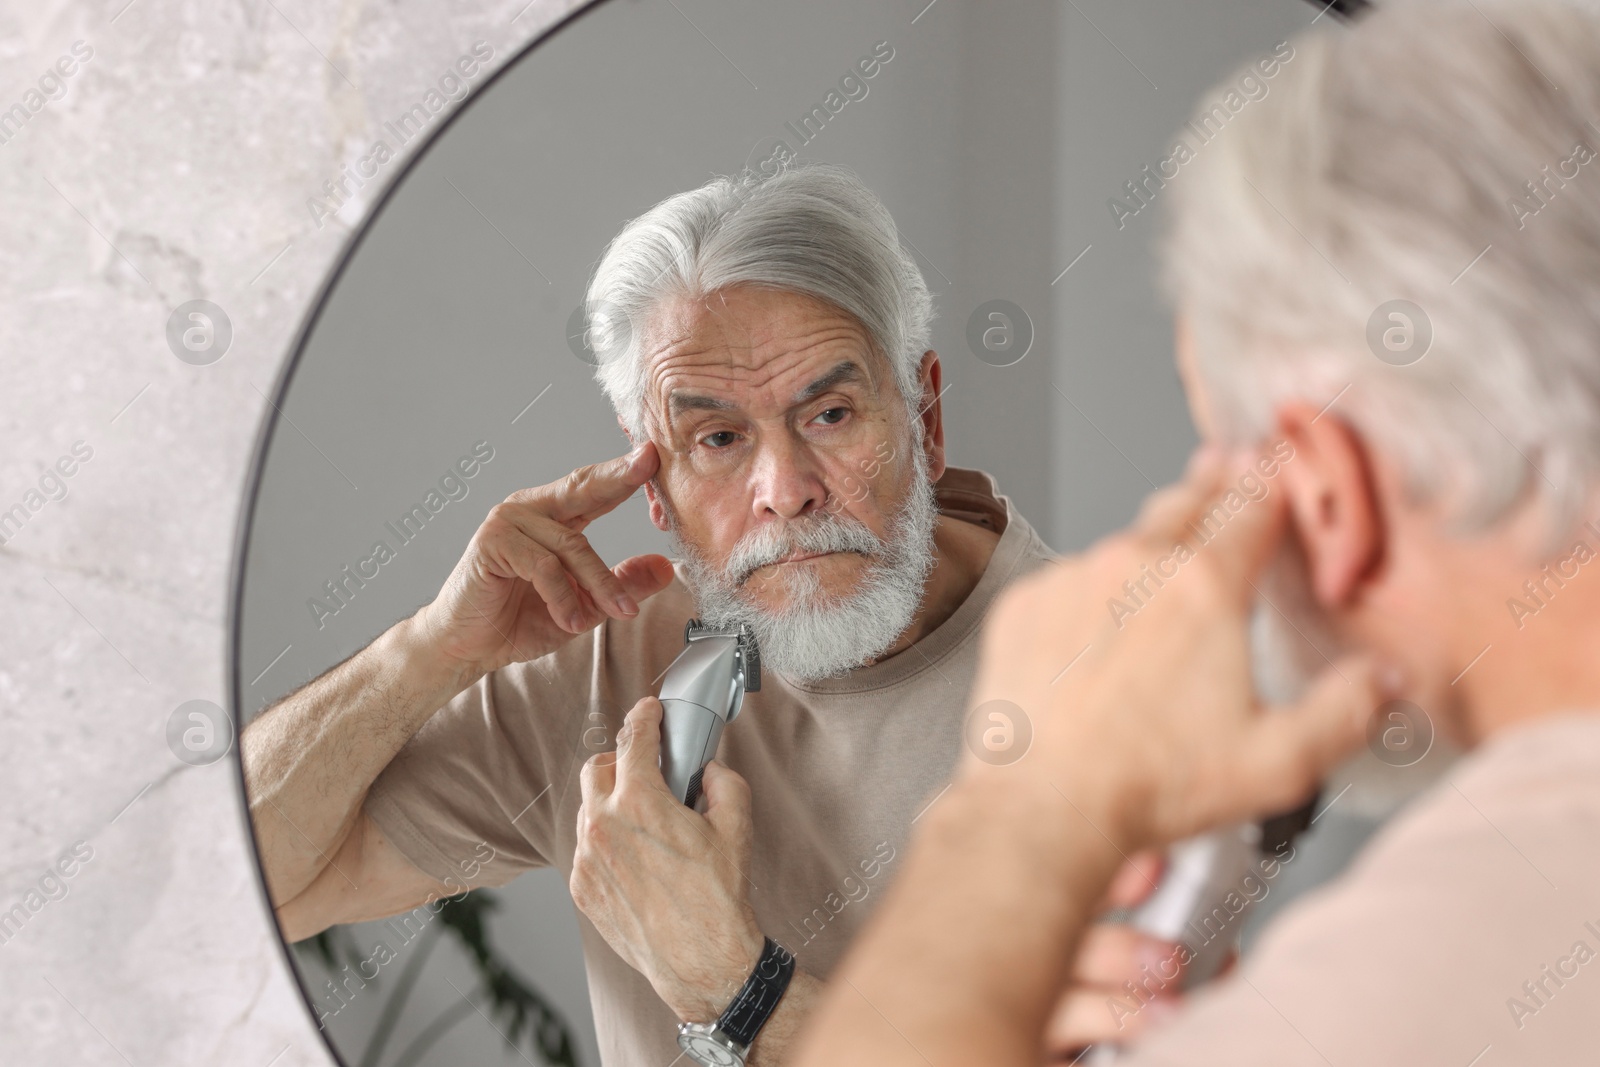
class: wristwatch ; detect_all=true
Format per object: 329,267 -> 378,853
676,937 -> 796,1066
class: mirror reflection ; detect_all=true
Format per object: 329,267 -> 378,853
233,2 -> 1426,1065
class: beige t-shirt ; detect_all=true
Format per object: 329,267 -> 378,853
1124,709 -> 1600,1067
364,466 -> 1054,1065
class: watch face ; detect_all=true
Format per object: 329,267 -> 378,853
678,1028 -> 742,1066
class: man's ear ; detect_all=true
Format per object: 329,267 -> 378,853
644,479 -> 669,531
1272,401 -> 1384,607
915,350 -> 947,483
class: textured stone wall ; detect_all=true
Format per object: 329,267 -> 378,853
0,1 -> 582,1063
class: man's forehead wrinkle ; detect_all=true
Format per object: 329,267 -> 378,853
645,297 -> 759,373
653,286 -> 875,361
655,350 -> 814,413
650,324 -> 868,388
638,287 -> 900,436
698,290 -> 758,369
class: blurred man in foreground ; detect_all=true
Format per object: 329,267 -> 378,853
795,2 -> 1600,1063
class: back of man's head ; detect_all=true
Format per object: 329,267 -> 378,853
1162,0 -> 1600,555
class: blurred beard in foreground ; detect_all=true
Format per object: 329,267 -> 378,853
662,447 -> 939,683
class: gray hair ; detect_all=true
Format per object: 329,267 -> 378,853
583,162 -> 934,437
1159,0 -> 1600,554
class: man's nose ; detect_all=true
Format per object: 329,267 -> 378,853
748,435 -> 826,521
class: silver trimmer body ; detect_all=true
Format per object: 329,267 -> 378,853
1080,823 -> 1266,1066
657,620 -> 761,808
1126,823 -> 1260,985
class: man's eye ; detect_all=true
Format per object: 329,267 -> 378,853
815,407 -> 848,425
703,431 -> 738,448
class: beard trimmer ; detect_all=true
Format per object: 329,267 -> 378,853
656,620 -> 761,808
1081,802 -> 1316,1064
1082,597 -> 1322,1063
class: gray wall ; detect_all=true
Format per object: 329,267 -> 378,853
240,2 -> 1340,1065
1052,0 -> 1316,545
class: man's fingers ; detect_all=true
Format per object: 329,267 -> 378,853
484,445 -> 662,629
1103,850 -> 1165,910
616,696 -> 664,781
1071,922 -> 1182,989
1202,450 -> 1294,600
1042,987 -> 1179,1053
540,442 -> 660,526
613,554 -> 677,605
1237,654 -> 1382,815
699,760 -> 752,845
1132,445 -> 1292,612
1130,444 -> 1228,542
1128,442 -> 1237,545
481,523 -> 599,633
484,509 -> 640,629
523,514 -> 639,624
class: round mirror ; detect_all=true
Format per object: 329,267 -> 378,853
231,2 -> 1334,1064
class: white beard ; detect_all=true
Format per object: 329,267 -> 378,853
666,448 -> 940,683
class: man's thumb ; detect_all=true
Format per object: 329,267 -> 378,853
1239,654 -> 1382,814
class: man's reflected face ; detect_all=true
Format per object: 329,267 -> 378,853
636,284 -> 938,679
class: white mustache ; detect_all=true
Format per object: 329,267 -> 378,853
725,514 -> 885,586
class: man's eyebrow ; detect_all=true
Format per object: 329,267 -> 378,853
667,392 -> 737,416
665,360 -> 868,417
794,361 -> 865,404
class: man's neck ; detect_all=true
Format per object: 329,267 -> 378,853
1432,512 -> 1600,744
875,514 -> 1002,662
1459,595 -> 1600,744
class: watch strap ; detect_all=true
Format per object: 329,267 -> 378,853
717,937 -> 795,1049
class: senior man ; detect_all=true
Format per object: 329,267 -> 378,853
795,2 -> 1600,1065
242,164 -> 1175,1064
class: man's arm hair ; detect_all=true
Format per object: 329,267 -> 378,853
241,614 -> 484,935
274,807 -> 459,942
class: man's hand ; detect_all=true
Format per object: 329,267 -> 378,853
791,445 -> 1400,1067
1043,853 -> 1186,1057
965,445 -> 1391,854
415,442 -> 677,678
244,444 -> 678,937
570,697 -> 767,1023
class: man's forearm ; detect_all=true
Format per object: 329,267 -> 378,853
794,775 -> 1122,1066
745,970 -> 820,1066
241,613 -> 482,905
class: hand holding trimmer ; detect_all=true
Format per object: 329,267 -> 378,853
656,620 -> 761,808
